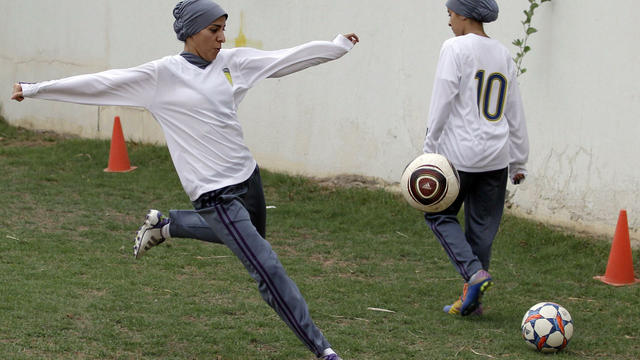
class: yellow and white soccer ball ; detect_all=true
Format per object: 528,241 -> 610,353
400,153 -> 460,213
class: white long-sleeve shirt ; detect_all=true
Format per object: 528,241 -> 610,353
423,34 -> 529,180
22,34 -> 354,200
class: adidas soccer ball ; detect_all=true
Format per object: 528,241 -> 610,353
400,153 -> 460,213
521,302 -> 574,353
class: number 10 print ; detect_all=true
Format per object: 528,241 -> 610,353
475,70 -> 507,122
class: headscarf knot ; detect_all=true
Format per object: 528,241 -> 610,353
446,0 -> 499,23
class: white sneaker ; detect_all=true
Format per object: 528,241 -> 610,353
320,353 -> 342,360
133,210 -> 168,259
321,353 -> 342,360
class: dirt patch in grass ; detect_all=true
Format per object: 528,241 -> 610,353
313,174 -> 399,192
0,128 -> 75,147
0,117 -> 78,147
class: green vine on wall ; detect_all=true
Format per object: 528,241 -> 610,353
513,0 -> 551,77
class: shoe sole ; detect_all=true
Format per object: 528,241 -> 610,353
461,279 -> 493,316
133,210 -> 161,259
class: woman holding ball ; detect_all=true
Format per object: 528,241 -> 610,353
422,0 -> 529,317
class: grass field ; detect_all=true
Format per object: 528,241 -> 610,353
1,117 -> 639,359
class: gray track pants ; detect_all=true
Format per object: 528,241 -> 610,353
166,167 -> 330,357
424,168 -> 508,282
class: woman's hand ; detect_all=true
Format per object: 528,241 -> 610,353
11,83 -> 24,102
512,173 -> 526,185
343,33 -> 360,45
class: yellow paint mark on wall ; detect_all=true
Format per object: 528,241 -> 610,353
233,11 -> 263,49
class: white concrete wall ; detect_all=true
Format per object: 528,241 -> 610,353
1,0 -> 638,242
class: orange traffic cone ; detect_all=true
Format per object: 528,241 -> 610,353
104,116 -> 137,173
594,210 -> 640,286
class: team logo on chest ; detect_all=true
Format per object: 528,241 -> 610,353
223,68 -> 233,85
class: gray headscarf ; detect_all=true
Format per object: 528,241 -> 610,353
446,0 -> 499,23
173,0 -> 228,41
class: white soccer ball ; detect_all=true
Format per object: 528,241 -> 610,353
521,302 -> 574,353
400,153 -> 460,213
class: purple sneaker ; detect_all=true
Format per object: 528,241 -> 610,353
133,209 -> 169,259
461,270 -> 493,316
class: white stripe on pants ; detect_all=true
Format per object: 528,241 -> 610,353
424,168 -> 508,281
